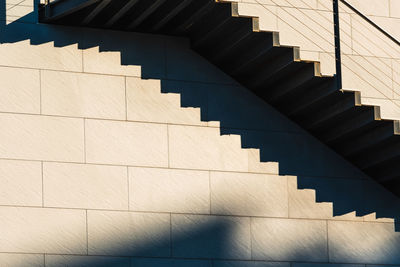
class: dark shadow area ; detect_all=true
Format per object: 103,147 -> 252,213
37,217 -> 334,266
0,0 -> 400,250
42,219 -> 235,266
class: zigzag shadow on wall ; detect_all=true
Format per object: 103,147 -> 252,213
1,0 -> 400,235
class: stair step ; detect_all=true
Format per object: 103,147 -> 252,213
299,92 -> 360,131
336,120 -> 400,157
318,106 -> 379,144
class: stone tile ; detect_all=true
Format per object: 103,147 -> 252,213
339,12 -> 353,55
341,55 -> 392,99
0,113 -> 84,162
85,119 -> 168,167
288,176 -> 364,221
41,71 -> 126,120
168,125 -> 248,172
131,258 -> 212,267
318,0 -> 333,11
300,50 -> 320,62
363,213 -> 395,223
361,98 -> 400,120
238,3 -> 278,31
0,67 -> 40,114
213,260 -> 290,267
82,29 -> 165,78
346,0 -> 389,16
351,15 -> 400,59
288,176 -> 333,220
0,23 -> 82,72
319,52 -> 336,76
328,221 -> 400,264
247,149 -> 279,174
210,172 -> 288,217
126,77 -> 206,126
0,253 -> 44,267
129,167 -> 210,213
43,162 -> 128,210
0,207 -> 86,254
251,218 -> 328,261
0,159 -> 42,206
225,129 -> 367,179
277,7 -> 332,53
45,255 -> 130,267
391,0 -> 400,18
368,16 -> 400,46
83,47 -> 141,78
172,214 -> 251,260
4,4 -> 34,23
88,210 -> 170,257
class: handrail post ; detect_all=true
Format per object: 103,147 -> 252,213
333,0 -> 342,90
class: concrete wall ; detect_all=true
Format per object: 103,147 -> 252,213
1,0 -> 400,266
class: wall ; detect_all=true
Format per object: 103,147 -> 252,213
346,0 -> 400,42
231,0 -> 400,121
1,0 -> 400,266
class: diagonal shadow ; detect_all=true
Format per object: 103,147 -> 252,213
0,0 -> 400,238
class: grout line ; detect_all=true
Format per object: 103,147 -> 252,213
0,108 -> 306,134
0,64 -> 240,87
0,203 -> 393,224
0,156 -> 368,181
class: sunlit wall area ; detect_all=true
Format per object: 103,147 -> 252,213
0,0 -> 400,266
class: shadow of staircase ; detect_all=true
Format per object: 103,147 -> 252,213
1,0 -> 400,233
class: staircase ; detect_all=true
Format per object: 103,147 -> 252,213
39,0 -> 400,196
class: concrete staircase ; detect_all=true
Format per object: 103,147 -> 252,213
39,0 -> 400,196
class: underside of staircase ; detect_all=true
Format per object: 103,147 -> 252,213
39,0 -> 400,196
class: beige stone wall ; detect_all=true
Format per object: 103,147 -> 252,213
231,0 -> 400,121
1,0 -> 400,266
346,0 -> 400,41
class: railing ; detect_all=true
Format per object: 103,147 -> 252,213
334,0 -> 400,92
333,0 -> 342,90
339,0 -> 400,46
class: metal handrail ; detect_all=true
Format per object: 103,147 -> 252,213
333,0 -> 342,90
340,0 -> 400,47
333,0 -> 400,91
